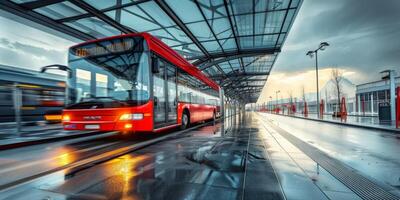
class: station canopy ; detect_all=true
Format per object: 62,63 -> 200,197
1,0 -> 302,103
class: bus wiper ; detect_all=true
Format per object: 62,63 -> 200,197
82,97 -> 128,105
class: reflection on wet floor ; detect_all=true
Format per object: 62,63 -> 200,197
1,113 -> 287,200
3,112 -> 399,200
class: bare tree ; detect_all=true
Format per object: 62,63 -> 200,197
287,90 -> 293,114
288,90 -> 293,105
331,68 -> 344,113
301,85 -> 306,102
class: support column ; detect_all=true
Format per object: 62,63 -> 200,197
357,95 -> 361,115
389,70 -> 396,122
371,93 -> 374,115
219,87 -> 224,118
13,83 -> 22,135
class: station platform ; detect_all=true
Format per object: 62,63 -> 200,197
1,112 -> 400,200
264,112 -> 399,133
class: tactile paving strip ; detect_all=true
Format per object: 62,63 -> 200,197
264,120 -> 400,200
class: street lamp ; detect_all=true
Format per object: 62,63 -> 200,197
307,42 -> 329,118
40,64 -> 72,105
275,90 -> 280,110
269,96 -> 273,111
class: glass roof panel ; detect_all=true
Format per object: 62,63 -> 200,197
83,0 -> 143,10
10,0 -> 36,3
84,0 -> 117,10
110,7 -> 158,31
204,65 -> 221,76
234,14 -> 253,36
198,0 -> 225,19
104,1 -> 203,58
209,18 -> 233,39
277,33 -> 286,46
240,34 -> 279,49
266,0 -> 290,11
282,9 -> 296,32
186,21 -> 216,42
290,0 -> 301,8
111,1 -> 180,33
230,0 -> 253,15
263,11 -> 286,34
165,0 -> 204,23
229,59 -> 240,71
201,40 -> 221,52
173,43 -> 203,59
219,61 -> 233,73
139,2 -> 176,27
220,38 -> 237,51
34,1 -> 87,20
64,17 -> 121,38
249,75 -> 268,79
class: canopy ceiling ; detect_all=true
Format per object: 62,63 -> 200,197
1,0 -> 302,103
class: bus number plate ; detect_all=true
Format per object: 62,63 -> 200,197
85,124 -> 100,129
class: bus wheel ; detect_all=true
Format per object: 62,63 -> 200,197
181,112 -> 189,130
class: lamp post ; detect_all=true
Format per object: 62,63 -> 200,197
307,42 -> 329,118
40,64 -> 72,106
269,96 -> 273,112
275,90 -> 280,111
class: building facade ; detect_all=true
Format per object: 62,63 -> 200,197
356,76 -> 400,115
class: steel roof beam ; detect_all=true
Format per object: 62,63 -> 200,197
193,48 -> 279,69
226,85 -> 265,90
20,0 -> 64,9
69,0 -> 134,33
0,1 -> 94,41
274,0 -> 293,47
208,72 -> 270,79
223,0 -> 239,50
57,0 -> 150,23
193,0 -> 225,55
155,0 -> 210,57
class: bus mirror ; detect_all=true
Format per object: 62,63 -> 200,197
152,57 -> 159,73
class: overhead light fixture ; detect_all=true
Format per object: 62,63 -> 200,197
319,42 -> 329,51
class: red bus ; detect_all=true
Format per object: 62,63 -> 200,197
62,33 -> 221,133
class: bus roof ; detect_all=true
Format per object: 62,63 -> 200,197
70,32 -> 220,91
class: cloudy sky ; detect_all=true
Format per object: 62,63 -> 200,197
0,15 -> 75,70
257,0 -> 400,103
0,0 -> 399,103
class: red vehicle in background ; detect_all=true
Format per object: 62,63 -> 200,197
62,33 -> 221,133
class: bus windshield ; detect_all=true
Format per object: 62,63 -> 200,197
67,37 -> 150,109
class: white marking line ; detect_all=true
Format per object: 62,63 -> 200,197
0,121 -> 216,192
0,142 -> 120,174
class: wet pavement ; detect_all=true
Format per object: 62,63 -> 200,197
0,123 -> 102,147
0,114 -> 287,200
0,132 -> 123,187
260,112 -> 400,197
1,112 -> 400,199
271,112 -> 398,130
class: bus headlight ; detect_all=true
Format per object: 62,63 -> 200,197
62,115 -> 70,122
119,113 -> 143,121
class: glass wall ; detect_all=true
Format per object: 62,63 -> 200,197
357,90 -> 390,114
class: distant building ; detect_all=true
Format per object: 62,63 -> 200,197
355,76 -> 400,115
266,78 -> 358,114
264,74 -> 400,116
320,78 -> 356,113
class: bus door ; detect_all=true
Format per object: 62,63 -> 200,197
153,58 -> 167,127
152,57 -> 177,128
166,64 -> 177,123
